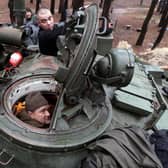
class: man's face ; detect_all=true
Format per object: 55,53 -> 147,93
29,105 -> 51,125
25,11 -> 32,20
38,11 -> 54,30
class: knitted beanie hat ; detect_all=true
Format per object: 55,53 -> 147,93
25,92 -> 48,112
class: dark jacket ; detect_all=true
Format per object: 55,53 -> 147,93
17,110 -> 44,128
150,129 -> 168,168
38,23 -> 65,56
81,126 -> 163,168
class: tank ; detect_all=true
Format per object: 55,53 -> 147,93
0,2 -> 167,168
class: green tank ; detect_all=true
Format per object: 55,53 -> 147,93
0,2 -> 167,168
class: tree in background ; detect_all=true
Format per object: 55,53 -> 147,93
101,0 -> 114,22
140,0 -> 144,6
60,0 -> 68,21
72,0 -> 84,13
158,0 -> 168,26
157,0 -> 168,13
99,0 -> 104,8
136,0 -> 158,46
8,0 -> 15,24
50,0 -> 55,14
152,4 -> 168,49
35,0 -> 41,13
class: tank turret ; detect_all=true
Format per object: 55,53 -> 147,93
0,4 -> 113,168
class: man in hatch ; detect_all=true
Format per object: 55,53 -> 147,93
16,92 -> 51,128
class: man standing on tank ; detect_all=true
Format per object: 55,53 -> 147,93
37,8 -> 65,56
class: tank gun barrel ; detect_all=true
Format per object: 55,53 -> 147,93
0,27 -> 23,46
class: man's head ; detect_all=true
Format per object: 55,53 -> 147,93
37,8 -> 54,30
25,7 -> 33,21
25,92 -> 51,125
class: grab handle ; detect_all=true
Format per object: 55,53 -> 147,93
0,149 -> 14,166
